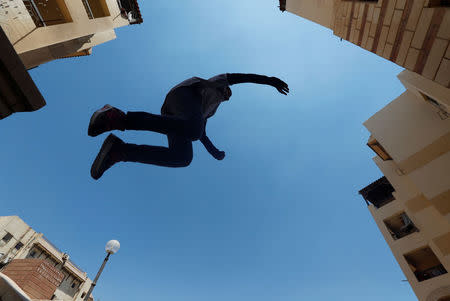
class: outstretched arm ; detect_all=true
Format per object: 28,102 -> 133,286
200,122 -> 225,160
226,73 -> 289,95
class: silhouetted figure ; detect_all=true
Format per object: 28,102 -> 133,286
88,73 -> 289,179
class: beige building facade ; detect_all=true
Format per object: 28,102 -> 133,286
0,0 -> 142,119
0,0 -> 142,69
0,216 -> 93,301
279,0 -> 450,88
278,1 -> 450,300
359,69 -> 450,301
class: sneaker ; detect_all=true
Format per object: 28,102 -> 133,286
90,134 -> 124,180
88,105 -> 125,137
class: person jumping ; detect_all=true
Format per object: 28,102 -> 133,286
88,73 -> 289,180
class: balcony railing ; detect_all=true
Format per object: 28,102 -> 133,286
385,213 -> 419,240
23,0 -> 45,27
82,0 -> 95,19
415,264 -> 448,282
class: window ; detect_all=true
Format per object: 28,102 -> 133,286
81,293 -> 86,298
1,233 -> 13,243
367,137 -> 392,161
82,0 -> 110,19
29,250 -> 36,257
404,247 -> 448,282
22,0 -> 72,27
384,212 -> 419,240
14,242 -> 24,251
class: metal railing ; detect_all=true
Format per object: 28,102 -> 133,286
416,265 -> 448,282
23,0 -> 46,27
82,0 -> 95,19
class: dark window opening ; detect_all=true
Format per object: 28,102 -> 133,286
29,250 -> 36,257
14,242 -> 24,251
81,293 -> 86,298
404,247 -> 448,282
384,212 -> 419,240
1,233 -> 13,243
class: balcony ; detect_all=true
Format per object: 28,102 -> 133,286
22,0 -> 71,27
82,0 -> 110,19
404,247 -> 448,282
117,0 -> 143,24
384,212 -> 419,240
359,177 -> 396,208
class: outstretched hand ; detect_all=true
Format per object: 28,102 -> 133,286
269,77 -> 289,95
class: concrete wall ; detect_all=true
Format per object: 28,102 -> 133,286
19,29 -> 116,69
0,0 -> 36,45
0,217 -> 35,264
285,0 -> 337,29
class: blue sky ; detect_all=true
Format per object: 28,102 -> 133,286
1,1 -> 415,300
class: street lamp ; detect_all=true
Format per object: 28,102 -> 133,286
83,240 -> 120,301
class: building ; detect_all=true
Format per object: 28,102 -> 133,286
359,69 -> 450,300
278,0 -> 450,89
277,1 -> 450,299
0,0 -> 142,119
0,216 -> 94,301
1,0 -> 142,69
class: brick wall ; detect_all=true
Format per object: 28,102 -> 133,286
2,259 -> 64,300
333,0 -> 450,88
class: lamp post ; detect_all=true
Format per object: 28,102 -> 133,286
83,240 -> 120,301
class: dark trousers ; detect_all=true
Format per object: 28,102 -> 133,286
118,111 -> 204,167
